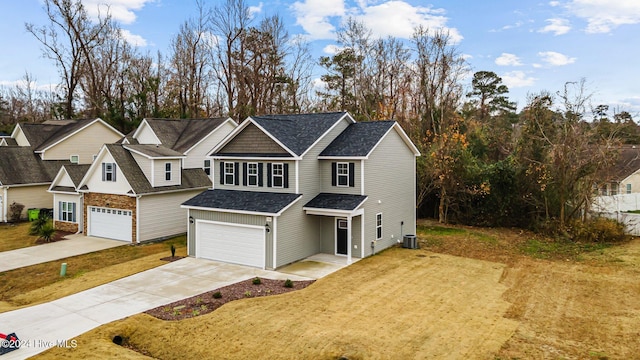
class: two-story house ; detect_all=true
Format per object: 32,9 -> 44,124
182,112 -> 420,269
48,117 -> 236,242
0,119 -> 123,222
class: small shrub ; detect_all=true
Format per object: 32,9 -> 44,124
195,297 -> 203,305
29,213 -> 50,235
38,222 -> 56,243
284,279 -> 293,288
170,244 -> 176,257
9,202 -> 24,223
212,291 -> 222,299
200,304 -> 208,311
191,309 -> 200,316
172,309 -> 182,316
252,277 -> 262,285
244,291 -> 252,297
571,218 -> 627,243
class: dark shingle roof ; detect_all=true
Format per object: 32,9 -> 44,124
611,146 -> 640,181
320,121 -> 395,157
303,193 -> 368,211
50,186 -> 77,193
251,112 -> 348,156
144,118 -> 229,153
182,189 -> 302,214
1,138 -> 17,146
124,144 -> 185,158
62,164 -> 91,187
105,144 -> 210,194
0,147 -> 70,185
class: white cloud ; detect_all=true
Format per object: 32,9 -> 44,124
120,29 -> 147,46
495,53 -> 522,66
323,44 -> 343,55
566,0 -> 640,33
249,2 -> 263,17
501,71 -> 536,88
538,51 -> 576,66
549,1 -> 561,6
539,18 -> 571,35
291,0 -> 346,40
83,0 -> 152,24
355,1 -> 463,42
291,0 -> 462,42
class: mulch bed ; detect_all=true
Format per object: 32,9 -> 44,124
160,256 -> 186,262
35,230 -> 73,244
145,278 -> 315,321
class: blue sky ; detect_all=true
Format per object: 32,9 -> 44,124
1,0 -> 639,115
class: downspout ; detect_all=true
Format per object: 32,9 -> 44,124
136,195 -> 142,244
2,187 -> 7,222
75,193 -> 84,234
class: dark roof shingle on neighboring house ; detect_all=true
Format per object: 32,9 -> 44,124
105,144 -> 210,194
183,189 -> 302,214
144,117 -> 229,153
124,144 -> 185,158
610,146 -> 640,181
62,164 -> 91,187
320,121 -> 395,157
0,147 -> 70,185
304,193 -> 368,211
251,112 -> 349,156
18,119 -> 98,151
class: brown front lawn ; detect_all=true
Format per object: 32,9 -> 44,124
0,222 -> 41,252
0,235 -> 186,312
35,220 -> 640,360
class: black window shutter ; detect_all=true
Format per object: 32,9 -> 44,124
267,163 -> 272,187
242,162 -> 247,186
113,164 -> 116,181
349,162 -> 355,187
284,163 -> 289,188
72,202 -> 76,223
219,162 -> 224,185
234,162 -> 240,185
331,162 -> 337,186
258,163 -> 264,186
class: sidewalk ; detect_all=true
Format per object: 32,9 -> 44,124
0,234 -> 126,272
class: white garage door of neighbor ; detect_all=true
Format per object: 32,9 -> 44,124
89,206 -> 132,242
196,222 -> 265,268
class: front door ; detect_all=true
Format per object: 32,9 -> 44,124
336,219 -> 348,255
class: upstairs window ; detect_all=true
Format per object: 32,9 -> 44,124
220,162 -> 240,185
627,183 -> 632,194
165,162 -> 172,181
247,163 -> 258,186
331,162 -> 355,187
102,163 -> 116,182
203,159 -> 211,176
272,163 -> 284,188
70,155 -> 79,164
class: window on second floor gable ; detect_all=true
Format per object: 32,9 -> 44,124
165,162 -> 172,181
70,155 -> 79,164
331,162 -> 355,187
102,163 -> 116,182
627,183 -> 632,194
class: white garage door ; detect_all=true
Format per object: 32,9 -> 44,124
196,221 -> 264,268
89,206 -> 132,242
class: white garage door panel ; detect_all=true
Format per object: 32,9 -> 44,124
197,222 -> 264,268
89,207 -> 132,242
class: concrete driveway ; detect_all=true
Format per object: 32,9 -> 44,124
0,257 -> 315,359
0,234 -> 125,272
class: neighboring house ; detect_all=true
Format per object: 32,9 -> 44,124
57,117 -> 236,242
0,119 -> 124,221
48,164 -> 91,233
596,145 -> 640,196
182,112 -> 420,270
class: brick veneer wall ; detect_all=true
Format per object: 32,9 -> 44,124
83,192 -> 137,243
54,221 -> 78,233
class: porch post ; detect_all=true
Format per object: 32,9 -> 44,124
347,215 -> 352,264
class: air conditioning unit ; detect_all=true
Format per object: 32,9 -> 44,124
403,234 -> 417,249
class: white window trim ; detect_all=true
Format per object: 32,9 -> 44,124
337,162 -> 349,187
103,163 -> 116,182
165,162 -> 172,181
272,163 -> 284,188
60,201 -> 75,223
70,155 -> 79,164
376,213 -> 383,240
224,162 -> 235,185
627,183 -> 632,194
204,159 -> 211,176
247,162 -> 259,187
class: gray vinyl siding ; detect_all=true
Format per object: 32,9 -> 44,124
187,209 -> 273,269
274,203 -> 321,268
362,129 -> 416,256
319,216 -> 362,257
214,159 -> 296,194
138,190 -> 203,242
320,160 -> 362,194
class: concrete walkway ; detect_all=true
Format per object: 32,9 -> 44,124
0,234 -> 126,272
0,257 -> 333,359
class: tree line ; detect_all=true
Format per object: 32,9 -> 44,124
1,0 -> 638,230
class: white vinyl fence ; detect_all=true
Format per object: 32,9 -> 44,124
593,193 -> 640,212
599,211 -> 640,236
